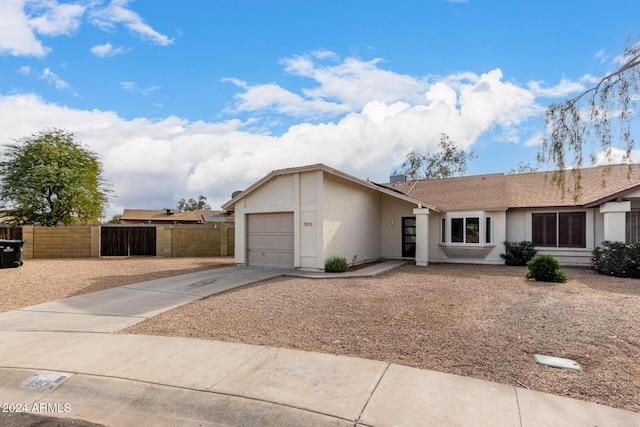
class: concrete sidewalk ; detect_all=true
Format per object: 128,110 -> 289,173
0,262 -> 639,426
1,332 -> 638,427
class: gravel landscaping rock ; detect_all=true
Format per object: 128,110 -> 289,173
122,263 -> 640,413
3,259 -> 638,413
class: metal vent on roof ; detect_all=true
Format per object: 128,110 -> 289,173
231,190 -> 242,198
165,209 -> 175,215
389,174 -> 406,183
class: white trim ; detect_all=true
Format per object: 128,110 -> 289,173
222,164 -> 437,212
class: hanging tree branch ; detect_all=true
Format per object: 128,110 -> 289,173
540,35 -> 640,199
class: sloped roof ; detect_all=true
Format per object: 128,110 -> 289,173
121,209 -> 228,223
384,173 -> 508,211
505,164 -> 640,208
222,163 -> 436,211
382,163 -> 640,211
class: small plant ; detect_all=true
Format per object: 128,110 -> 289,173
500,241 -> 537,266
592,241 -> 640,278
325,256 -> 348,273
526,254 -> 567,282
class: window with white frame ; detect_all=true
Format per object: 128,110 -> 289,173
442,213 -> 493,245
448,216 -> 485,244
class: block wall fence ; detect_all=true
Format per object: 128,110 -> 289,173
19,225 -> 234,259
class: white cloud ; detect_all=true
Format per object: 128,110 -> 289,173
0,59 -> 540,217
89,0 -> 173,46
27,0 -> 85,36
595,147 -> 638,165
527,78 -> 585,98
0,0 -> 171,58
119,81 -> 159,96
227,52 -> 430,119
90,42 -> 126,57
0,0 -> 51,57
523,133 -> 543,147
282,52 -> 428,110
39,68 -> 69,89
594,49 -> 607,63
227,82 -> 350,118
18,66 -> 32,75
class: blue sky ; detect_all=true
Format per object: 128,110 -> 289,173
0,0 -> 638,218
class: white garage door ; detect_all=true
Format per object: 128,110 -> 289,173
247,213 -> 294,268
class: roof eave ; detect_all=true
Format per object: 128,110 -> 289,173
583,183 -> 640,208
222,164 -> 439,212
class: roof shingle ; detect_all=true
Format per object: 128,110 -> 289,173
120,209 -> 228,223
382,164 -> 640,211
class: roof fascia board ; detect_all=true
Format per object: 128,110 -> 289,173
583,182 -> 640,208
221,164 -> 438,211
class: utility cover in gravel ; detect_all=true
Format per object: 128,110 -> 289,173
534,354 -> 581,371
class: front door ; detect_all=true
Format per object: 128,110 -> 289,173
402,217 -> 416,258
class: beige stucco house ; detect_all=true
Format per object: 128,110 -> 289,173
222,163 -> 640,270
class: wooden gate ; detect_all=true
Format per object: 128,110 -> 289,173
0,226 -> 22,240
101,226 -> 156,256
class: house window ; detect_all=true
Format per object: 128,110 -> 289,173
485,217 -> 492,244
441,218 -> 446,243
451,218 -> 464,243
532,212 -> 586,248
466,217 -> 480,243
451,217 -> 480,244
626,210 -> 640,244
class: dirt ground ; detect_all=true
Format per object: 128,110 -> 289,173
2,259 -> 639,413
122,263 -> 640,413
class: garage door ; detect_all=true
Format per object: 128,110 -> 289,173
248,213 -> 294,268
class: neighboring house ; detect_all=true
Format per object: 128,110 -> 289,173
120,209 -> 234,225
221,163 -> 640,270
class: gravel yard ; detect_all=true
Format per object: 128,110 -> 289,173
2,259 -> 639,412
122,263 -> 640,413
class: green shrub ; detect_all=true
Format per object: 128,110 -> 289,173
325,256 -> 348,273
526,254 -> 567,282
592,241 -> 640,278
500,241 -> 537,266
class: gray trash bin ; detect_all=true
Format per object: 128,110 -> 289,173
0,239 -> 25,268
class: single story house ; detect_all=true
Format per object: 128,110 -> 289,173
120,209 -> 234,225
221,163 -> 640,270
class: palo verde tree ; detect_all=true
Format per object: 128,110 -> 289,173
0,128 -> 109,226
396,133 -> 476,180
541,35 -> 640,196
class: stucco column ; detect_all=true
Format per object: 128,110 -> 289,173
413,208 -> 430,266
599,201 -> 631,243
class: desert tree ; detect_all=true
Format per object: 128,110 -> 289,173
396,133 -> 476,180
540,35 -> 640,197
508,161 -> 539,175
177,195 -> 211,211
0,128 -> 110,226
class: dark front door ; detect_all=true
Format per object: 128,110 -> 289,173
402,217 -> 416,258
